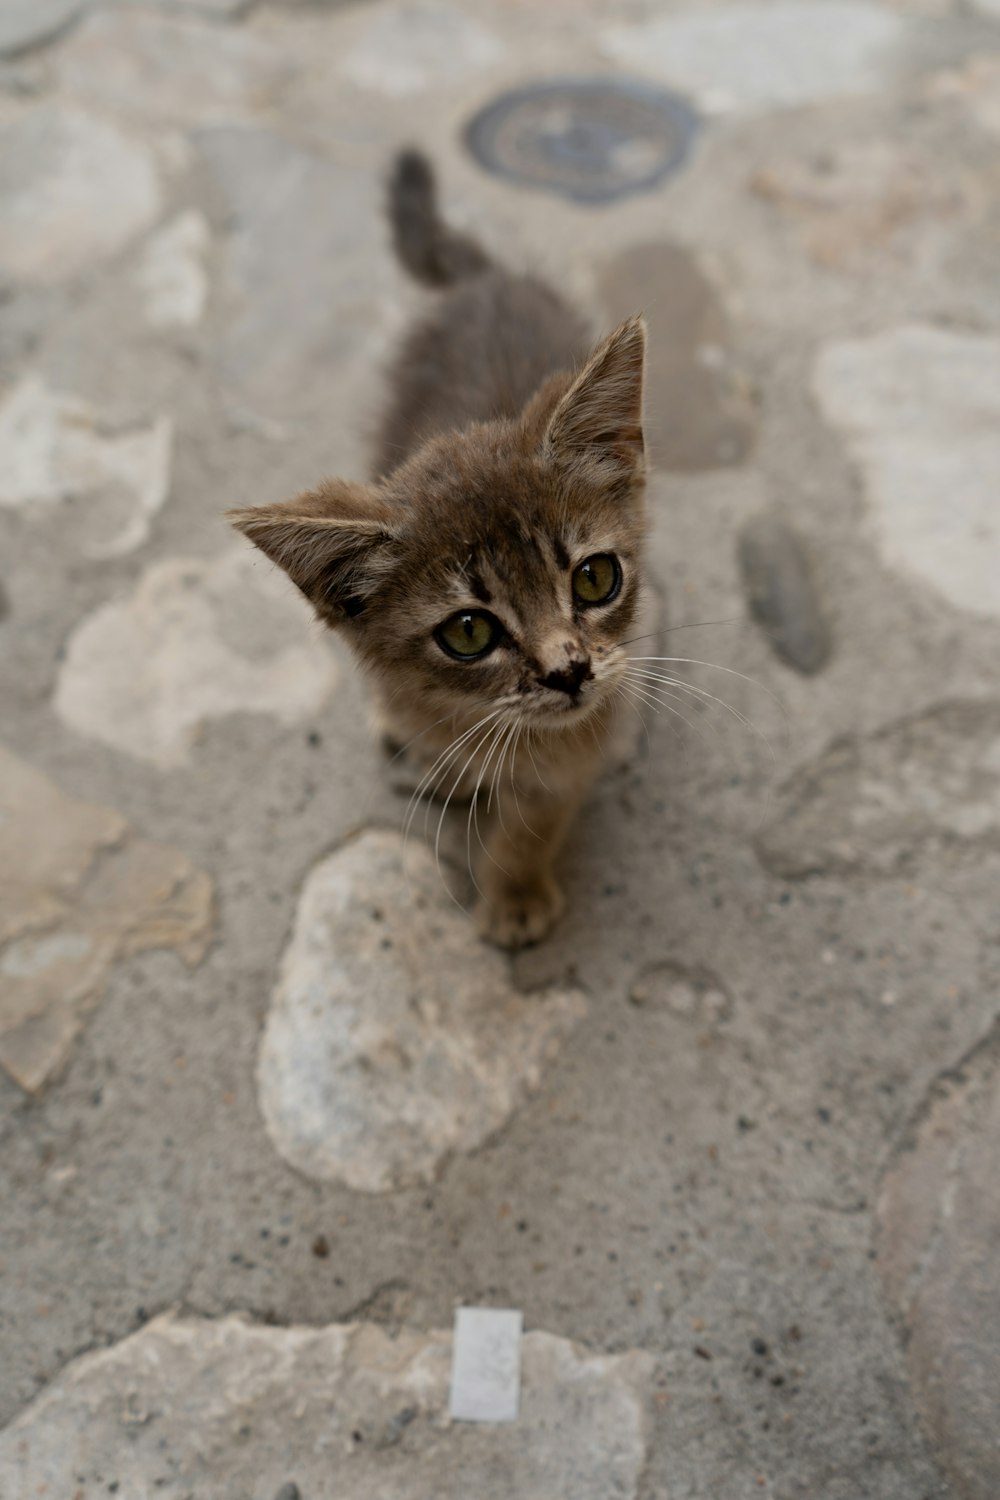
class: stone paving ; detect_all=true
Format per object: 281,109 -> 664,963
1,1 -> 999,1496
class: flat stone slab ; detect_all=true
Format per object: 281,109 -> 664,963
598,242 -> 756,470
54,548 -> 338,767
258,829 -> 587,1191
54,10 -> 294,126
0,374 -> 172,558
756,700 -> 1000,879
0,1315 -> 652,1496
601,2 -> 905,115
0,745 -> 213,1092
877,1026 -> 1000,1500
196,127 -> 383,417
0,103 -> 161,286
813,325 -> 1000,618
0,0 -> 84,59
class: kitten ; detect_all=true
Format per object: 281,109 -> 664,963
229,150 -> 650,949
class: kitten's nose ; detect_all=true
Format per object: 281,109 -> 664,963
541,656 -> 592,697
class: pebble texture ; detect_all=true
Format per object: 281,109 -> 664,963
258,829 -> 587,1190
0,375 -> 172,558
0,1314 -> 653,1498
757,701 -> 1000,878
54,549 -> 338,766
813,326 -> 1000,618
877,1027 -> 1000,1500
0,746 -> 213,1092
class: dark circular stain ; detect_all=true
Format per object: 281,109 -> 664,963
464,76 -> 699,204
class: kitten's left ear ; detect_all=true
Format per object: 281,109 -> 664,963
544,315 -> 646,482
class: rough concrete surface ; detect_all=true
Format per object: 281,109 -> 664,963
2,1 -> 999,1497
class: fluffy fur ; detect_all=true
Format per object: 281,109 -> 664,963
230,150 -> 649,947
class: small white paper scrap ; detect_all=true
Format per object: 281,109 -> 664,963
449,1307 -> 523,1423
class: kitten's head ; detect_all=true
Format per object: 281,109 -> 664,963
229,317 -> 647,732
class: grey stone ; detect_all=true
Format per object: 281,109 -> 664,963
757,700 -> 1000,878
53,548 -> 339,767
0,374 -> 172,557
196,127 -> 385,417
813,325 -> 1000,619
598,242 -> 756,471
0,1314 -> 654,1497
600,3 -> 906,116
0,104 -> 161,285
0,745 -> 213,1092
0,0 -> 84,60
877,1026 -> 1000,1500
257,829 -> 587,1191
738,511 -> 831,674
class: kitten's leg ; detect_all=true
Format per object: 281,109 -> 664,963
473,784 -> 584,949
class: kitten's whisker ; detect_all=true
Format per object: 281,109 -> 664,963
610,684 -> 652,750
432,714 -> 506,904
618,681 -> 690,746
507,724 -> 540,839
622,675 -> 721,750
523,726 -> 551,794
629,656 -> 789,732
401,709 -> 503,849
385,707 -> 468,767
626,668 -> 776,771
466,722 -> 514,885
619,617 -> 745,650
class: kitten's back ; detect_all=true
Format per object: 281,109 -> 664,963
375,152 -> 590,478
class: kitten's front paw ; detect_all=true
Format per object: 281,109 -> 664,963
475,875 -> 565,950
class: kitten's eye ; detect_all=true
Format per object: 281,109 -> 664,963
435,610 -> 501,661
572,553 -> 621,606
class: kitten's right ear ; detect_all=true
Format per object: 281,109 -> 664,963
228,481 -> 398,624
544,315 -> 646,485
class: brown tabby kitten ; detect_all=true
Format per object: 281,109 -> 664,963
229,151 -> 650,948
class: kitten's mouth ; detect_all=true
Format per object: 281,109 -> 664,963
524,685 -> 611,727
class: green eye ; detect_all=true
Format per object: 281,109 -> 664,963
572,553 -> 621,606
435,610 -> 501,661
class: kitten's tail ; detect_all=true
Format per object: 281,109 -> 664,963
388,150 -> 491,288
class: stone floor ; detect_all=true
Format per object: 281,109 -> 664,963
1,1 -> 999,1496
